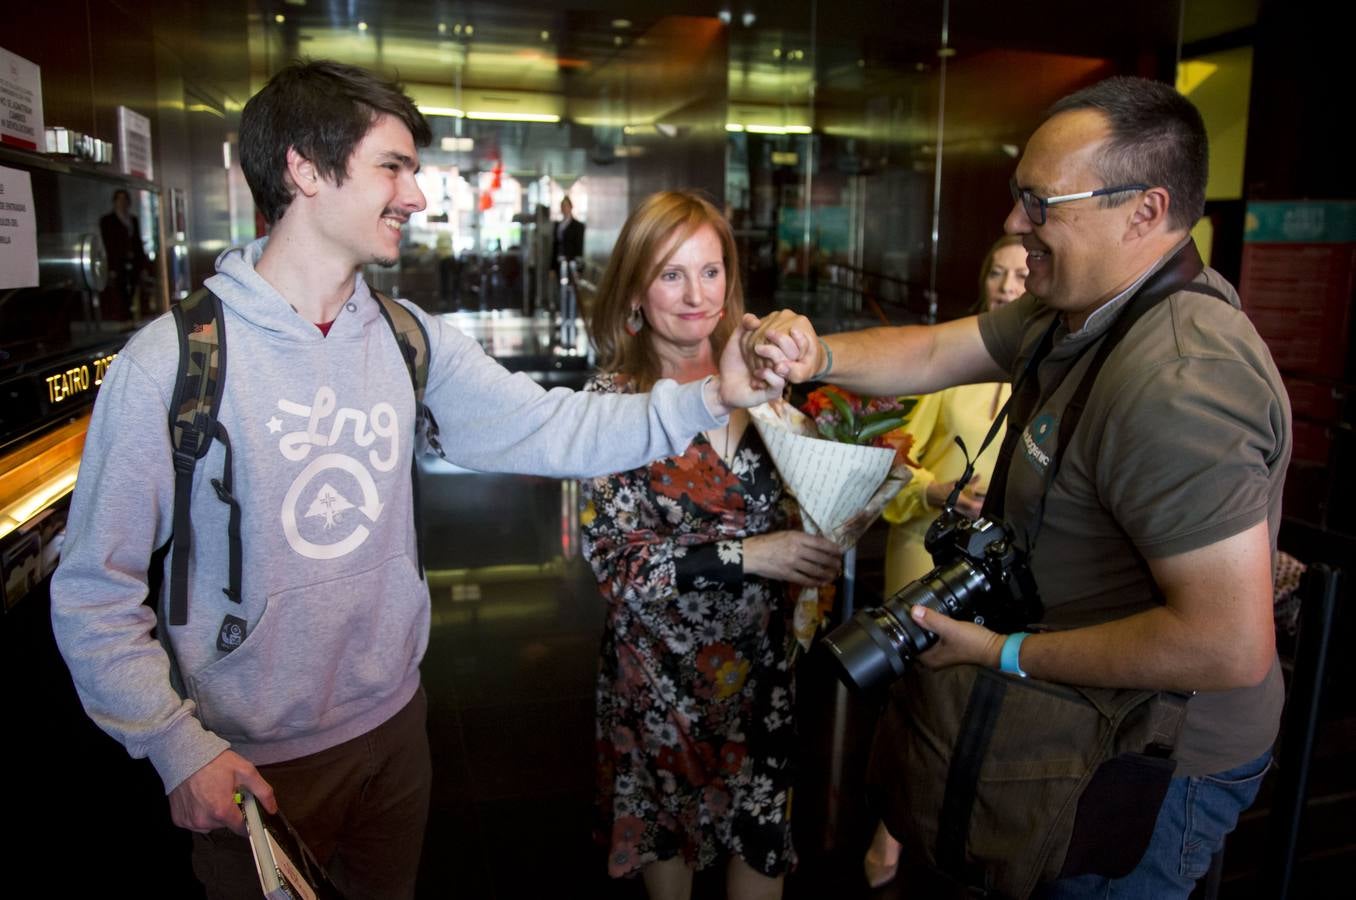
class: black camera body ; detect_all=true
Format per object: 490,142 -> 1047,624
821,509 -> 1042,693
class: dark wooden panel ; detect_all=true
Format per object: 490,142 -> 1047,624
89,0 -> 159,146
7,0 -> 97,137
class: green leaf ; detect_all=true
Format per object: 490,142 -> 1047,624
826,391 -> 855,435
861,408 -> 906,426
856,416 -> 906,442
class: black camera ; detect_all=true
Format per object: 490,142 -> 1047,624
821,509 -> 1042,693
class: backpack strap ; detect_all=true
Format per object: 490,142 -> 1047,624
370,289 -> 439,575
167,288 -> 231,626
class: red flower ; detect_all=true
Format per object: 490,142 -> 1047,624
652,452 -> 745,510
612,816 -> 645,849
696,642 -> 737,680
718,741 -> 747,775
801,386 -> 919,465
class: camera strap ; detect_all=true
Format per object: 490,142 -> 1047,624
978,239 -> 1227,535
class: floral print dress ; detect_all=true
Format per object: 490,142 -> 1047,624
581,373 -> 799,879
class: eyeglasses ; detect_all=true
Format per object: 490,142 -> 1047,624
1008,177 -> 1149,225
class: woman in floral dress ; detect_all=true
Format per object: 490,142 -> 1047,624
581,191 -> 842,900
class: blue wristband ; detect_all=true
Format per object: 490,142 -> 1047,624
1000,632 -> 1030,678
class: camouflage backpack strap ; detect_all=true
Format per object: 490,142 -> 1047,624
371,289 -> 438,575
167,288 -> 237,626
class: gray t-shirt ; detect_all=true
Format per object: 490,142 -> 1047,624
977,265 -> 1291,776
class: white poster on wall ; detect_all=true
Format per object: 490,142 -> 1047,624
0,48 -> 44,151
0,164 -> 39,289
117,106 -> 152,179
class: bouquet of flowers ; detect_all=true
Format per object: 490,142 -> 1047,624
751,387 -> 918,649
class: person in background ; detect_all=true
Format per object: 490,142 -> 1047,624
552,194 -> 586,272
99,187 -> 150,321
581,190 -> 842,900
862,234 -> 1026,887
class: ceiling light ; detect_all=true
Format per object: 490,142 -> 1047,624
438,23 -> 447,34
274,14 -> 284,24
612,19 -> 632,29
418,106 -> 467,118
718,10 -> 732,24
541,30 -> 550,41
742,12 -> 756,27
357,22 -> 368,32
465,111 -> 560,123
742,124 -> 812,135
465,25 -> 474,36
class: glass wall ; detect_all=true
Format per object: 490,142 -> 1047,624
250,0 -> 1184,329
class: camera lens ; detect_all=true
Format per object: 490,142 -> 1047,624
820,557 -> 991,693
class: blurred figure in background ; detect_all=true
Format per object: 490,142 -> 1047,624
99,187 -> 150,321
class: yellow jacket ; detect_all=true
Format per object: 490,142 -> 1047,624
883,381 -> 1010,590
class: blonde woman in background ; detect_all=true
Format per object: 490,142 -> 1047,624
865,234 -> 1028,888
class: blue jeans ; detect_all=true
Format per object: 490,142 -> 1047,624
1036,750 -> 1272,900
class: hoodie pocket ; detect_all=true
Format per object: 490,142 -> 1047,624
188,553 -> 427,745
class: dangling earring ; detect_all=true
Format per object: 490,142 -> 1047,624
625,305 -> 645,336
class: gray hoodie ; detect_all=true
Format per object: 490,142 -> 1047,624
51,238 -> 722,792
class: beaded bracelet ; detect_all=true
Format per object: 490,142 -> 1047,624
811,337 -> 834,381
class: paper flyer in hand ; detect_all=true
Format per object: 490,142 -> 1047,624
750,400 -> 913,648
238,791 -> 344,900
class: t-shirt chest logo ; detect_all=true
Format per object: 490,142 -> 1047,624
268,385 -> 402,560
1021,412 -> 1057,473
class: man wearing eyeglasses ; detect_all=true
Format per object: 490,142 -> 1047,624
747,76 -> 1290,897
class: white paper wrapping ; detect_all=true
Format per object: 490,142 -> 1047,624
750,400 -> 912,648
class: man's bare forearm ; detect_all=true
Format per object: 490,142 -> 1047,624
817,317 -> 1006,396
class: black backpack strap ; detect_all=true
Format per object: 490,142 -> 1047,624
371,289 -> 437,575
167,289 -> 228,626
208,422 -> 243,604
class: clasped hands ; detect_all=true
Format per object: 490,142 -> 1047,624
726,311 -> 1007,671
708,311 -> 821,410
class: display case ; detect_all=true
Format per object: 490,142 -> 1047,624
0,144 -> 162,609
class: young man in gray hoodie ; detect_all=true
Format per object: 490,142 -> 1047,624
50,60 -> 795,899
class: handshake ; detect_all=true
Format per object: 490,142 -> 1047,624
712,311 -> 825,411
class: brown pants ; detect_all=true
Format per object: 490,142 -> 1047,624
191,686 -> 431,900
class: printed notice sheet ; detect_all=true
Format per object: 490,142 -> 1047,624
0,165 -> 38,289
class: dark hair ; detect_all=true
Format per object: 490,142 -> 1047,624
589,190 -> 744,391
1045,76 -> 1208,231
239,59 -> 431,225
111,188 -> 130,203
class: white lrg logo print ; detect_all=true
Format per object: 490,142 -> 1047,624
272,386 -> 401,560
